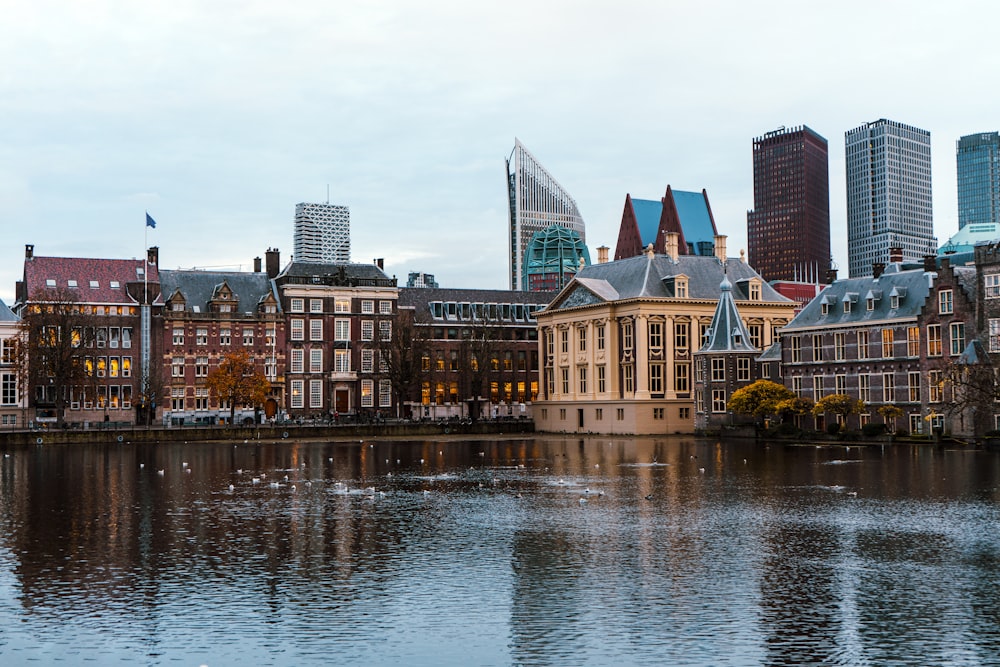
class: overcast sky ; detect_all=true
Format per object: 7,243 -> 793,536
3,0 -> 998,305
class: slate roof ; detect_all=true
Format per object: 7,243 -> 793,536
0,299 -> 18,322
782,264 -> 932,331
399,287 -> 557,311
756,341 -> 782,362
698,277 -> 757,353
23,255 -> 160,304
546,252 -> 790,311
278,261 -> 391,281
159,269 -> 279,314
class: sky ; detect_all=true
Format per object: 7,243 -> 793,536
3,0 -> 999,305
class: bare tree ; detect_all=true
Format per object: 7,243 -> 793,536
457,318 -> 505,422
365,309 -> 430,419
939,350 -> 996,437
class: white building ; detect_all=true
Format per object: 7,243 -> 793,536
0,299 -> 24,429
293,202 -> 351,264
845,119 -> 936,277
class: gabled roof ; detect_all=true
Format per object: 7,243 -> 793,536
23,255 -> 160,305
697,277 -> 757,353
545,252 -> 790,312
957,339 -> 991,366
615,186 -> 719,260
0,299 -> 18,322
757,340 -> 782,362
159,269 -> 279,314
631,198 -> 666,247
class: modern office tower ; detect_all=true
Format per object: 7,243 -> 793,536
957,132 -> 1000,229
747,126 -> 831,283
506,139 -> 586,291
293,202 -> 350,263
845,119 -> 935,277
522,223 -> 591,292
406,271 -> 439,288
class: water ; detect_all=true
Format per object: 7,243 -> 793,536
0,436 -> 998,666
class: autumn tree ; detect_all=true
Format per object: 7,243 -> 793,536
876,405 -> 904,433
812,394 -> 865,428
727,380 -> 795,420
206,349 -> 270,426
365,309 -> 430,419
775,396 -> 815,422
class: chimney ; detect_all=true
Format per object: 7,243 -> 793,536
253,256 -> 262,273
664,232 -> 679,261
872,262 -> 885,279
25,244 -> 33,260
265,248 -> 280,279
923,254 -> 937,272
374,258 -> 384,270
825,268 -> 838,284
889,246 -> 903,264
597,246 -> 609,264
714,234 -> 728,264
147,246 -> 159,266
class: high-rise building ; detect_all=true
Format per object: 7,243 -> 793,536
506,139 -> 586,291
522,223 -> 591,292
747,125 -> 830,283
957,132 -> 1000,229
845,119 -> 935,277
293,202 -> 350,264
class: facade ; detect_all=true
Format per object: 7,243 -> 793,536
614,187 -> 718,260
397,287 -> 555,420
506,138 -> 586,291
534,237 -> 796,435
274,257 -> 398,420
522,224 -> 591,292
845,119 -> 935,277
779,255 -> 977,435
0,299 -> 25,429
159,265 -> 284,426
747,125 -> 830,283
957,132 -> 1000,230
14,244 -> 160,427
406,272 -> 439,288
293,202 -> 351,264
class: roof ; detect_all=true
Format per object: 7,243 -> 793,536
631,198 -> 665,247
545,252 -> 790,312
757,341 -> 782,362
159,269 -> 279,314
697,277 -> 757,353
671,189 -> 717,253
278,261 -> 392,281
0,299 -> 18,322
23,255 -> 160,305
399,287 -> 557,310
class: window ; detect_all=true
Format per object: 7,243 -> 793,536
290,380 -> 304,408
649,363 -> 663,393
121,357 -> 131,377
578,326 -> 587,352
834,333 -> 846,360
195,356 -> 208,377
836,374 -> 847,395
290,298 -> 304,313
821,302 -> 830,316
749,282 -> 761,301
881,328 -> 894,358
858,331 -> 869,359
290,349 -> 304,373
792,375 -> 803,397
171,387 -> 185,411
310,319 -> 323,341
927,324 -> 942,356
380,301 -> 393,315
616,408 -> 625,421
712,389 -> 727,413
648,321 -> 663,349
595,408 -> 603,421
907,327 -> 920,356
219,328 -> 231,346
991,319 -> 1000,352
812,375 -> 823,401
675,277 -> 688,298
950,322 -> 966,356
790,336 -> 801,363
939,290 -> 953,314
908,371 -> 921,402
309,298 -> 323,313
310,348 -> 323,373
928,370 -> 943,403
243,328 -> 254,346
674,321 -> 688,350
561,368 -> 570,394
335,299 -> 350,313
309,379 -> 323,408
1,373 -> 17,406
748,324 -> 762,350
737,358 -> 750,381
172,356 -> 184,377
653,407 -> 664,420
859,374 -> 870,402
335,319 -> 350,341
622,322 -> 633,351
361,300 -> 375,314
622,365 -> 634,394
379,320 -> 391,341
290,319 -> 304,341
813,334 -> 823,361
361,320 -> 374,341
986,274 -> 1000,299
882,373 -> 895,403
172,328 -> 184,346
578,367 -> 588,393
379,379 -> 392,407
679,407 -> 690,420
560,329 -> 569,353
711,358 -> 725,381
361,379 -> 374,407
675,363 -> 690,392
596,325 -> 605,351
361,349 -> 374,373
334,349 -> 350,373
196,328 -> 208,345
597,365 -> 606,393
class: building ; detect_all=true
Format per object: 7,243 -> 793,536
397,287 -> 555,420
522,223 -> 591,292
747,125 -> 830,283
0,299 -> 25,429
614,186 -> 718,260
845,119 -> 935,277
778,252 -> 977,435
506,138 -> 586,291
159,260 -> 284,426
273,255 -> 397,420
293,202 -> 351,264
534,236 -> 796,435
957,132 -> 1000,229
406,272 -> 439,288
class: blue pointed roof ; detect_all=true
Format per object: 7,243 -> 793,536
631,199 -> 665,247
698,276 -> 757,353
672,190 -> 717,254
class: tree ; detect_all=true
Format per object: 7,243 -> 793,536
876,405 -> 904,433
812,394 -> 865,424
206,349 -> 270,426
727,380 -> 795,420
774,396 -> 814,424
457,318 -> 505,422
365,310 -> 430,419
940,352 -> 995,437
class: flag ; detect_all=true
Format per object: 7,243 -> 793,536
146,212 -> 157,229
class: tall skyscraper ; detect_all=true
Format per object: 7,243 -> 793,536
747,125 -> 830,283
293,202 -> 350,264
957,131 -> 1000,229
845,119 -> 935,277
506,139 -> 586,291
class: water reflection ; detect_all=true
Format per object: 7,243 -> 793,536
0,438 -> 998,665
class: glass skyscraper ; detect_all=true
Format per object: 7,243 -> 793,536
957,132 -> 1000,229
845,119 -> 935,278
506,139 -> 586,291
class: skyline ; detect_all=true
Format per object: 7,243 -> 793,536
4,1 -> 1000,305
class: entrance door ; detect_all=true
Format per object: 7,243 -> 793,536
335,389 -> 350,413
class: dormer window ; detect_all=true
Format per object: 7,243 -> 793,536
748,280 -> 761,301
67,280 -> 77,287
46,279 -> 56,287
866,297 -> 875,311
890,295 -> 900,309
110,281 -> 120,288
676,277 -> 688,298
90,280 -> 99,288
843,300 -> 852,313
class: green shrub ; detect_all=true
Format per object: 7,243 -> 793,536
826,422 -> 841,435
862,423 -> 886,437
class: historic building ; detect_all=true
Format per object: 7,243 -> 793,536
534,236 -> 795,435
506,138 -> 586,291
747,125 -> 831,283
614,186 -> 718,261
0,299 -> 24,429
159,261 -> 284,426
273,254 -> 398,420
845,119 -> 935,277
397,287 -> 555,421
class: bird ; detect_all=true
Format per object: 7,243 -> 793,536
291,485 -> 297,493
182,462 -> 188,468
579,497 -> 588,504
157,469 -> 164,476
645,494 -> 654,500
228,484 -> 235,491
252,477 -> 260,484
139,463 -> 144,469
699,467 -> 706,474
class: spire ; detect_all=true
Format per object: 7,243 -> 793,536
699,277 -> 757,352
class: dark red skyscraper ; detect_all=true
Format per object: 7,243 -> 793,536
747,126 -> 830,283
